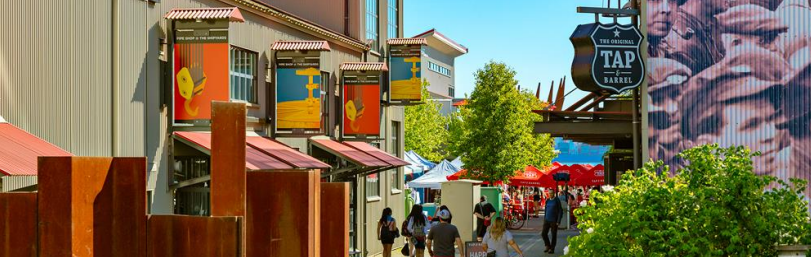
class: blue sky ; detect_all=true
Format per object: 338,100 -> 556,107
404,0 -> 632,105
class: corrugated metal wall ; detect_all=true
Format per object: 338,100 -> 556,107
0,0 -> 113,156
645,1 -> 811,192
260,0 -> 350,38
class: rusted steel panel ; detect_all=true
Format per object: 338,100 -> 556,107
147,215 -> 241,257
0,193 -> 37,257
37,156 -> 146,257
246,170 -> 320,257
210,101 -> 246,217
320,182 -> 349,257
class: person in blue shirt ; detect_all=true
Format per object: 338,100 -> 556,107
541,188 -> 563,254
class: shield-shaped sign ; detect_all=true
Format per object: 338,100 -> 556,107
571,23 -> 645,94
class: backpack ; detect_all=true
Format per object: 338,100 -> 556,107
401,219 -> 411,237
411,217 -> 426,240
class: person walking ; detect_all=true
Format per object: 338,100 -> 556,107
474,196 -> 496,241
407,205 -> 431,257
426,209 -> 464,257
542,189 -> 564,254
533,188 -> 542,217
377,208 -> 398,257
482,217 -> 524,257
432,205 -> 452,227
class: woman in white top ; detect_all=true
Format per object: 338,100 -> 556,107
482,217 -> 524,257
406,205 -> 431,257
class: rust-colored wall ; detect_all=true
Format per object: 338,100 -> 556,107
211,101 -> 247,217
37,157 -> 146,257
147,215 -> 242,257
246,170 -> 321,257
0,193 -> 37,257
320,182 -> 349,257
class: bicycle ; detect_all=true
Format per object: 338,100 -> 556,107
502,204 -> 525,230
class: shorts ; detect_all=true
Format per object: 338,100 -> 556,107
410,237 -> 426,249
381,237 -> 394,244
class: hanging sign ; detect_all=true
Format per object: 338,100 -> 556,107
274,54 -> 323,135
342,71 -> 382,139
388,44 -> 423,104
172,20 -> 230,126
570,23 -> 645,94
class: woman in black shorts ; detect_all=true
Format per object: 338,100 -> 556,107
377,207 -> 398,257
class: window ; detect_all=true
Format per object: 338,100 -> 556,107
448,87 -> 455,98
172,156 -> 211,216
366,0 -> 379,51
391,121 -> 401,191
230,46 -> 258,103
387,0 -> 398,39
366,174 -> 380,198
321,71 -> 330,132
428,61 -> 451,77
366,143 -> 381,199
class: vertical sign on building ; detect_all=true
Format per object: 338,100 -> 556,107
272,41 -> 330,136
341,63 -> 385,140
387,39 -> 425,104
168,11 -> 241,126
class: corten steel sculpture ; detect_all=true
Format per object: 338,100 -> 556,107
210,101 -> 247,256
147,215 -> 242,257
0,192 -> 37,257
320,182 -> 350,257
247,170 -> 322,257
37,157 -> 147,257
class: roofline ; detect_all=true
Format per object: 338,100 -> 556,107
0,115 -> 5,123
412,29 -> 469,55
227,0 -> 370,52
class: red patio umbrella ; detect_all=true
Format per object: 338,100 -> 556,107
509,163 -> 565,188
572,164 -> 605,187
446,169 -> 500,185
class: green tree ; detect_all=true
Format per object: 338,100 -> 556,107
453,61 -> 555,183
404,80 -> 448,162
568,145 -> 811,256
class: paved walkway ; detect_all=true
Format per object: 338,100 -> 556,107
369,215 -> 580,257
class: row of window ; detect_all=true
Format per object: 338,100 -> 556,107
365,121 -> 401,198
428,61 -> 452,77
366,0 -> 399,51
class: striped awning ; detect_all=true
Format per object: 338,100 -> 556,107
271,41 -> 331,51
164,7 -> 245,23
340,62 -> 388,71
387,38 -> 427,46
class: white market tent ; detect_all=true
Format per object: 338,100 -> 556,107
404,150 -> 436,174
450,157 -> 463,170
406,160 -> 460,190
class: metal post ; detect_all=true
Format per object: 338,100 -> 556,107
631,0 -> 642,169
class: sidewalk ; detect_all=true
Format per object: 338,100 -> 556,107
368,216 -> 579,257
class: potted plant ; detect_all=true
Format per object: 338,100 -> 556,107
566,145 -> 811,256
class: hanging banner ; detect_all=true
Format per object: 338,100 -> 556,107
342,71 -> 382,139
570,22 -> 645,94
389,44 -> 423,103
172,21 -> 230,126
275,56 -> 323,134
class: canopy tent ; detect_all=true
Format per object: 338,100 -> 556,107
450,157 -> 463,170
445,169 -> 499,185
407,160 -> 459,189
572,164 -> 605,187
509,163 -> 566,188
404,150 -> 436,173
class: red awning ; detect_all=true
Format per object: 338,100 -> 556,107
387,38 -> 427,46
173,132 -> 328,170
271,41 -> 331,51
572,164 -> 605,187
339,62 -> 389,71
164,7 -> 245,22
446,169 -> 499,185
309,139 -> 400,168
342,141 -> 410,167
0,123 -> 72,176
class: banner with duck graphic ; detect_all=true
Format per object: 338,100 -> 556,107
342,73 -> 381,139
172,27 -> 229,126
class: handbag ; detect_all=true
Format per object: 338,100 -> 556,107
401,242 -> 410,256
486,251 -> 496,257
479,203 -> 491,226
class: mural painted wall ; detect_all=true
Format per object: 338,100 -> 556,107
646,0 -> 811,195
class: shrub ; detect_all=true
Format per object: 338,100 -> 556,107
567,145 -> 811,256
